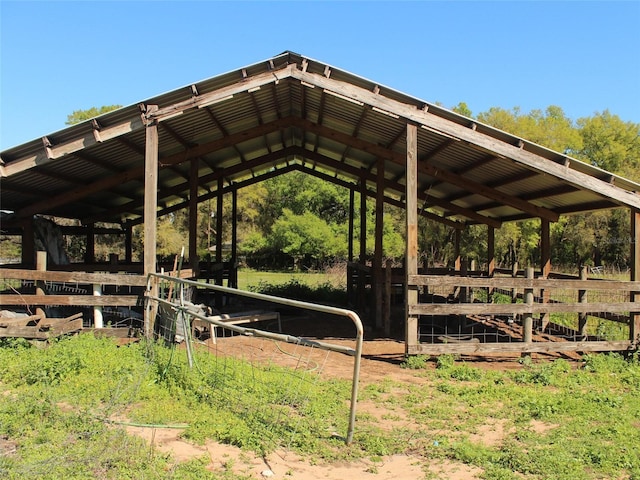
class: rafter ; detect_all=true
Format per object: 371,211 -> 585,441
289,117 -> 557,222
289,68 -> 640,211
299,147 -> 500,228
14,117 -> 295,219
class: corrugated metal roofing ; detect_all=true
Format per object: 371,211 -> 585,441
1,51 -> 639,232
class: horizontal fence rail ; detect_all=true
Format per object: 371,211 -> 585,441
407,273 -> 639,356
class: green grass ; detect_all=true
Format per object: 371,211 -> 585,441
236,269 -> 341,291
1,334 -> 639,479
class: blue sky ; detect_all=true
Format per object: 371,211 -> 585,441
1,1 -> 639,150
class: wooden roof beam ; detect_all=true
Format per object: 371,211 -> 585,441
14,117 -> 294,219
289,68 -> 640,211
470,184 -> 580,215
290,117 -> 556,222
84,146 -> 299,224
292,163 -> 463,230
296,147 -> 500,228
125,163 -> 300,227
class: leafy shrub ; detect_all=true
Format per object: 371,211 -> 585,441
400,354 -> 429,369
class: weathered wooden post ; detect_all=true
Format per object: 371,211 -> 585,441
578,266 -> 588,339
511,261 -> 519,304
487,226 -> 495,304
384,258 -> 392,337
35,251 -> 47,319
143,105 -> 159,338
405,123 -> 419,354
523,266 -> 534,344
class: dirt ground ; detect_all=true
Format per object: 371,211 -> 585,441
125,321 -> 548,480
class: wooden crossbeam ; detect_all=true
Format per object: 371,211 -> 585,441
290,117 -> 551,221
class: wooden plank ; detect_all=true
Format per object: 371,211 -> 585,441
409,302 -> 638,316
407,340 -> 633,356
0,315 -> 42,327
374,157 -> 384,330
0,316 -> 83,339
0,268 -> 147,287
0,295 -> 140,306
289,69 -> 640,211
189,158 -> 199,272
92,327 -> 137,338
2,118 -> 145,177
409,274 -> 640,291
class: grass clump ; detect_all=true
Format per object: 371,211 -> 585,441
248,278 -> 347,305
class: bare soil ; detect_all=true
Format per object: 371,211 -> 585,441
126,313 -> 565,479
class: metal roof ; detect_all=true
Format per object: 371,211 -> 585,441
2,50 -> 639,231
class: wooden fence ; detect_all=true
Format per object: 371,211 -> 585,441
0,252 -> 148,339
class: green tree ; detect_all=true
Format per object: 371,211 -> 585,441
576,111 -> 640,177
269,209 -> 343,269
65,105 -> 122,125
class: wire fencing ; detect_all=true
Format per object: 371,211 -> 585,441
145,273 -> 364,447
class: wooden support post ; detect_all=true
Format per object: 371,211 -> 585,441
511,261 -> 519,304
359,172 -> 367,316
85,223 -> 95,264
405,123 -> 419,353
22,218 -> 35,268
374,157 -> 384,330
348,189 -> 355,263
487,226 -> 495,303
143,105 -> 159,338
189,158 -> 199,275
125,225 -> 133,264
523,266 -> 534,344
459,260 -> 468,329
384,258 -> 392,337
230,187 -> 238,288
35,251 -> 47,319
216,176 -> 224,279
631,209 -> 640,345
211,176 -> 224,308
454,229 -> 461,272
143,106 -> 159,277
347,189 -> 355,303
578,266 -> 588,339
540,219 -> 551,331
